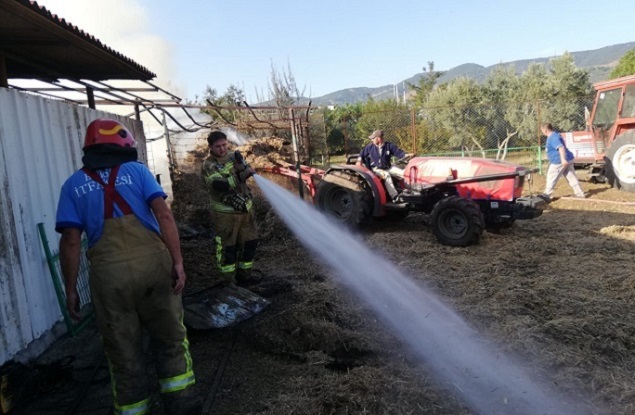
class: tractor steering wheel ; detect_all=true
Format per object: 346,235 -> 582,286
395,154 -> 414,166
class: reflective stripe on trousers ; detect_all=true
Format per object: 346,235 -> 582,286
211,209 -> 258,274
115,398 -> 151,415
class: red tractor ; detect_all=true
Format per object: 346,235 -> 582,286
262,156 -> 545,247
562,74 -> 635,191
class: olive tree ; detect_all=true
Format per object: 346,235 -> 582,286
610,49 -> 635,79
544,53 -> 592,132
481,64 -> 521,159
425,77 -> 489,156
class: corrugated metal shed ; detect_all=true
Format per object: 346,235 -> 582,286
0,88 -> 147,364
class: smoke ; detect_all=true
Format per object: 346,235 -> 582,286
34,0 -> 183,97
219,127 -> 252,146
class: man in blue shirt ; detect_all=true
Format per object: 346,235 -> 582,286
356,129 -> 413,201
541,123 -> 586,200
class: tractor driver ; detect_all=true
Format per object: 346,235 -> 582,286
356,129 -> 413,202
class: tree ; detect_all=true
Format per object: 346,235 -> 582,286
425,77 -> 488,155
267,61 -> 306,107
355,99 -> 411,152
500,54 -> 591,146
408,61 -> 443,108
610,49 -> 635,79
544,53 -> 592,132
323,103 -> 363,155
200,84 -> 246,124
504,62 -> 550,147
481,65 -> 521,159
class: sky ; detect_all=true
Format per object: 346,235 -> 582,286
35,0 -> 635,103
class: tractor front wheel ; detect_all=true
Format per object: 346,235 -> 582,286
430,196 -> 484,246
605,130 -> 635,193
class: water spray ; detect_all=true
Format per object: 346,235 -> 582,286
253,174 -> 599,415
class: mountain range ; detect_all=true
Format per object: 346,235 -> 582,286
305,41 -> 635,106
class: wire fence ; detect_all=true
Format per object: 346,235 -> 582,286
167,96 -> 592,173
311,97 -> 593,171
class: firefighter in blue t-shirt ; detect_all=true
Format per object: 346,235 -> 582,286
356,129 -> 413,202
55,118 -> 201,415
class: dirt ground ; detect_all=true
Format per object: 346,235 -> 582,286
169,141 -> 635,415
15,140 -> 635,415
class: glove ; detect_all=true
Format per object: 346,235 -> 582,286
238,167 -> 256,183
234,150 -> 247,173
234,150 -> 255,182
234,150 -> 245,164
223,192 -> 249,212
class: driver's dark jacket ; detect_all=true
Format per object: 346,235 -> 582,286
359,142 -> 406,169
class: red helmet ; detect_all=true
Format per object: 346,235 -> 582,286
83,118 -> 136,149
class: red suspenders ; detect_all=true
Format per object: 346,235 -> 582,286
82,166 -> 133,218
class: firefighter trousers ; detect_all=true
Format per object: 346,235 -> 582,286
211,209 -> 258,281
87,215 -> 195,415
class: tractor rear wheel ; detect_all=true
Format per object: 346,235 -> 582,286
315,181 -> 372,226
605,130 -> 635,193
430,196 -> 484,246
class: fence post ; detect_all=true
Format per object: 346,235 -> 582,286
343,115 -> 349,158
411,108 -> 417,153
289,108 -> 305,199
322,112 -> 329,165
536,100 -> 543,174
162,109 -> 176,171
536,99 -> 542,148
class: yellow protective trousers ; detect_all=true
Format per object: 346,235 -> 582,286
211,209 -> 258,279
87,215 -> 195,415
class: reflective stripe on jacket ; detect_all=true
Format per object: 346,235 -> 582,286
201,153 -> 253,213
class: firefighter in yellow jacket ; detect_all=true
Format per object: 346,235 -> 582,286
201,130 -> 258,285
56,119 -> 200,415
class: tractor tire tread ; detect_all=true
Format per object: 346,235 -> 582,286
430,196 -> 484,247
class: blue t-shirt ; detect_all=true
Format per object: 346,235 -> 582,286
55,162 -> 167,247
359,142 -> 406,169
545,131 -> 574,164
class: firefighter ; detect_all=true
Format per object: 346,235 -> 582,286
56,119 -> 200,415
201,130 -> 259,286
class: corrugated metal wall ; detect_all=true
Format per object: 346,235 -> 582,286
0,88 -> 147,364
